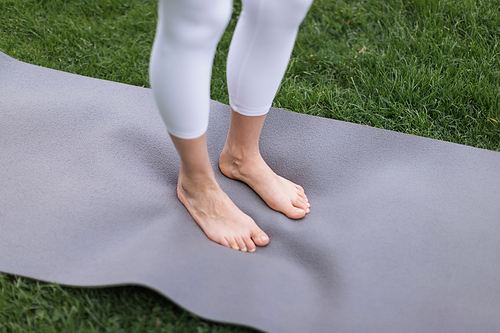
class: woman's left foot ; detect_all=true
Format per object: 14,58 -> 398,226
219,148 -> 310,219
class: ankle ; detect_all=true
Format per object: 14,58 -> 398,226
220,147 -> 267,183
179,167 -> 217,190
222,143 -> 261,165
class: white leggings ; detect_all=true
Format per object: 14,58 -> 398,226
149,0 -> 314,139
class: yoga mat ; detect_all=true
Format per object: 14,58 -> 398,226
1,51 -> 500,333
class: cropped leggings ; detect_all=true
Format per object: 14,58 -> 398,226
149,0 -> 314,139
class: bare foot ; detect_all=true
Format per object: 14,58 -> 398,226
219,149 -> 310,219
177,169 -> 270,252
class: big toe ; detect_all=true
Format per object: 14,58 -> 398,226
252,232 -> 270,247
286,206 -> 307,219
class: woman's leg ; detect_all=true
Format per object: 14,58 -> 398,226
220,111 -> 310,219
150,0 -> 231,139
220,0 -> 314,218
150,0 -> 269,252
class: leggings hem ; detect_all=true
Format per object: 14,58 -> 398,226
166,127 -> 207,140
230,102 -> 270,117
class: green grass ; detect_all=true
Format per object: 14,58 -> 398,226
0,274 -> 253,333
1,0 -> 499,331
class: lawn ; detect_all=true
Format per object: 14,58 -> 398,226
1,0 -> 499,332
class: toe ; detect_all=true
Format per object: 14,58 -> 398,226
218,237 -> 230,248
252,231 -> 270,247
243,236 -> 256,253
292,197 -> 310,214
236,237 -> 247,252
294,196 -> 309,209
295,184 -> 305,193
297,189 -> 308,201
286,206 -> 306,219
226,237 -> 240,251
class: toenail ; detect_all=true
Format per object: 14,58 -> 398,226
249,248 -> 256,253
241,247 -> 247,252
306,208 -> 310,213
231,245 -> 239,250
295,209 -> 305,215
260,234 -> 269,243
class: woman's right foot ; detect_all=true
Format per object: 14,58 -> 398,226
176,169 -> 269,252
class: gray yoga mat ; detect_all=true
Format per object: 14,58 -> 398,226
1,51 -> 500,333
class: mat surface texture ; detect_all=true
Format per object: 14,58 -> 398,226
1,52 -> 500,333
